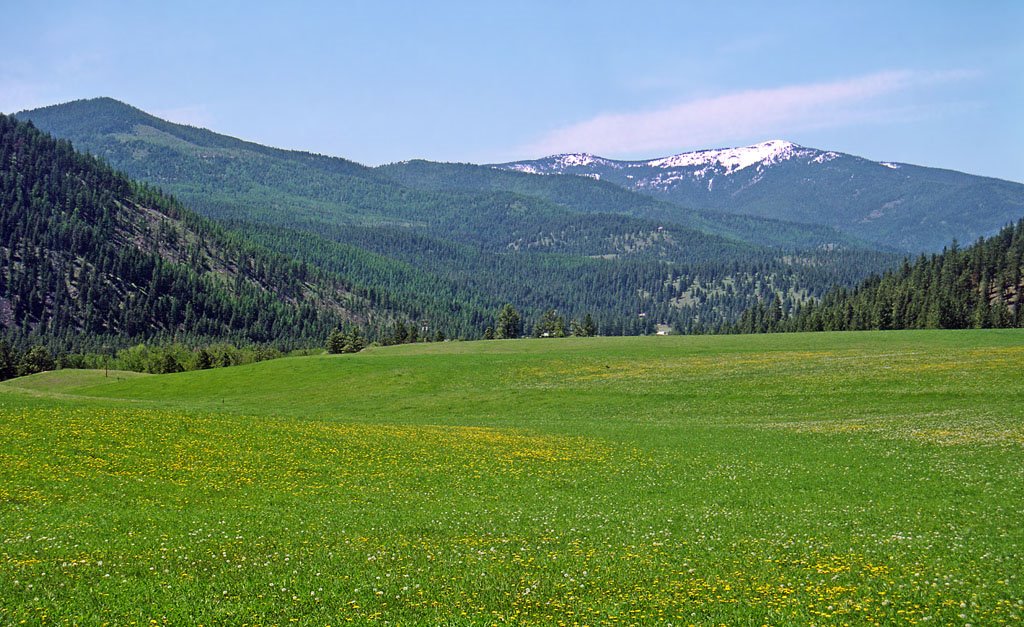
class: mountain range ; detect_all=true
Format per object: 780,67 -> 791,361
15,99 -> 856,252
495,140 -> 1024,251
6,97 -> 1024,349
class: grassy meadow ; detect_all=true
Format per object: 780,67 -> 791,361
1,330 -> 1022,625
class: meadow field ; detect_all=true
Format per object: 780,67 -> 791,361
1,330 -> 1022,625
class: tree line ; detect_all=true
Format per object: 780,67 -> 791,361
0,338 -> 308,381
732,220 -> 1024,333
327,305 -> 598,354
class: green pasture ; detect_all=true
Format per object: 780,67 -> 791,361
1,330 -> 1022,625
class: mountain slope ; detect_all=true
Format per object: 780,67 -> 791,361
495,141 -> 1024,252
377,159 -> 865,250
13,99 -> 902,334
0,113 -> 371,351
18,99 -> 867,253
739,220 -> 1024,333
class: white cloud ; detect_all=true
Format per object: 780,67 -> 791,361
524,70 -> 975,158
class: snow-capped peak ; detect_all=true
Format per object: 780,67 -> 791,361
502,152 -> 612,175
645,140 -> 808,174
551,153 -> 607,168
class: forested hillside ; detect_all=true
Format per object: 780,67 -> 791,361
0,114 -> 369,353
14,98 -> 903,335
19,98 -> 861,252
496,142 -> 1024,251
736,221 -> 1024,332
377,159 -> 861,249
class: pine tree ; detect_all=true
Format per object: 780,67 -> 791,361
0,339 -> 17,381
326,329 -> 346,354
581,313 -> 597,337
495,304 -> 521,339
534,309 -> 566,338
342,327 -> 366,353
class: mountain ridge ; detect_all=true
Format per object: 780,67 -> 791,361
500,139 -> 1020,185
506,140 -> 821,176
16,98 -> 865,252
494,142 -> 1024,251
10,98 -> 913,335
0,112 -> 379,352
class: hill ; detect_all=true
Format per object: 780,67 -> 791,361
737,219 -> 1024,332
495,140 -> 1024,251
17,98 -> 859,251
0,113 -> 370,353
376,158 -> 863,250
1,330 -> 1022,624
14,98 -> 901,334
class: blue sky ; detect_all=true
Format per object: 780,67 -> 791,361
2,1 -> 1022,181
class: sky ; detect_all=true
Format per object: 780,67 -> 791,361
2,1 -> 1022,181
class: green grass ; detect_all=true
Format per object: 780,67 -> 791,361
1,330 -> 1022,625
0,369 -> 149,395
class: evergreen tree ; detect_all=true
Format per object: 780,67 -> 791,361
534,309 -> 566,338
391,321 -> 409,345
0,339 -> 17,381
326,329 -> 346,354
570,313 -> 598,337
342,327 -> 366,353
495,304 -> 521,339
581,313 -> 597,337
743,220 -> 1024,334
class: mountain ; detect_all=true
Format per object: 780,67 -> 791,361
494,140 -> 1024,252
13,99 -> 902,335
0,113 -> 379,352
737,219 -> 1024,333
16,99 -> 860,253
377,158 -> 866,250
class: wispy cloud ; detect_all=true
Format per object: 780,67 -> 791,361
524,70 -> 976,158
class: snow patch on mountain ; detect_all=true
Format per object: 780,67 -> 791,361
552,153 -> 615,168
503,153 -> 618,175
507,164 -> 542,174
645,140 -> 810,174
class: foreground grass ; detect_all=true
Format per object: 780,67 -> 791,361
1,330 -> 1022,625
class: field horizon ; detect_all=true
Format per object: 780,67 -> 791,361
2,330 -> 1022,624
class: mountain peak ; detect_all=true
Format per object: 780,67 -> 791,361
645,140 -> 808,173
16,97 -> 159,138
17,96 -> 144,118
550,153 -> 608,168
500,141 -> 816,177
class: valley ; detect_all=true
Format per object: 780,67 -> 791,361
9,99 -> 958,346
1,330 -> 1022,624
3,6 -> 1022,626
